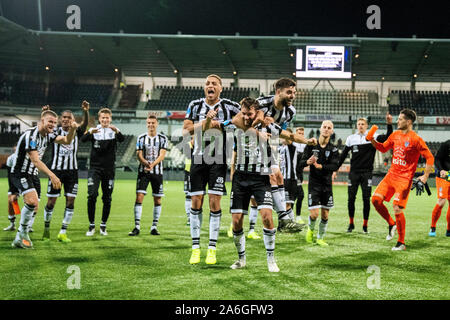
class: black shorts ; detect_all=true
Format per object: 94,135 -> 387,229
10,173 -> 41,199
47,170 -> 79,198
7,171 -> 19,196
184,170 -> 191,195
308,181 -> 334,210
136,172 -> 164,197
190,163 -> 227,196
284,179 -> 302,204
230,171 -> 273,214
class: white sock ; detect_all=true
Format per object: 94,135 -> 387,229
208,210 -> 221,249
190,208 -> 202,249
272,186 -> 288,220
185,198 -> 191,220
151,205 -> 162,229
28,211 -> 37,231
44,206 -> 53,228
287,208 -> 294,220
263,228 -> 276,259
248,206 -> 258,232
278,185 -> 287,214
60,208 -> 74,234
16,204 -> 35,240
233,229 -> 246,260
134,203 -> 142,230
317,219 -> 328,239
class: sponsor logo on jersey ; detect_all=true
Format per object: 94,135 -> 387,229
393,147 -> 406,159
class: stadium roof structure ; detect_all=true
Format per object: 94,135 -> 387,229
1,16 -> 450,82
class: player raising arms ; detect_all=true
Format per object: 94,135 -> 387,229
428,139 -> 450,237
81,108 -> 124,236
129,115 -> 168,236
42,101 -> 89,243
10,108 -> 77,248
368,109 -> 434,251
183,74 -> 241,265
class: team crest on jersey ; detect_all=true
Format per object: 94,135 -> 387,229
404,141 -> 409,147
325,151 -> 330,158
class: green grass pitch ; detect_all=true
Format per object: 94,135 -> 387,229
0,178 -> 449,300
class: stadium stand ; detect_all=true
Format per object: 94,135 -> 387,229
0,132 -> 20,147
119,85 -> 142,109
1,81 -> 112,108
145,86 -> 259,110
294,89 -> 382,115
389,90 -> 450,116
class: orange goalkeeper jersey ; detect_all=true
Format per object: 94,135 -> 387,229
373,130 -> 434,181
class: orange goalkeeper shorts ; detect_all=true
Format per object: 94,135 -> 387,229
373,173 -> 413,209
436,177 -> 450,200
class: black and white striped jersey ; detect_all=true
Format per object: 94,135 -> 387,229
185,98 -> 240,164
293,142 -> 306,181
10,126 -> 57,176
231,122 -> 282,175
50,126 -> 84,171
136,132 -> 169,175
279,143 -> 298,180
80,125 -> 125,169
256,95 -> 296,129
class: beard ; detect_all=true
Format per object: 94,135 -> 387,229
281,96 -> 291,107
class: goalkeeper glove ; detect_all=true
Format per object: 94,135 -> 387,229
411,178 -> 425,196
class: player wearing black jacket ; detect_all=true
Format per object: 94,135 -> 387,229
337,114 -> 393,233
81,108 -> 124,236
299,120 -> 339,246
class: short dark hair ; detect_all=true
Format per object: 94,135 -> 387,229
147,114 -> 158,120
239,97 -> 260,110
274,78 -> 296,91
400,108 -> 417,123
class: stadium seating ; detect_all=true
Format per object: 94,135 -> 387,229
145,86 -> 259,110
389,90 -> 450,116
0,132 -> 20,147
293,89 -> 381,115
4,81 -> 112,108
119,85 -> 142,109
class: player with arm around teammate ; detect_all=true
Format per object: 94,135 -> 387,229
42,101 -> 90,243
10,109 -> 77,248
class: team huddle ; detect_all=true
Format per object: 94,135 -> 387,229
4,75 -> 450,273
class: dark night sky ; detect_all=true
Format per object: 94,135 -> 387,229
1,0 -> 449,38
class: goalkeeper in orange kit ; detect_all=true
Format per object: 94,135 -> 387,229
367,109 -> 434,251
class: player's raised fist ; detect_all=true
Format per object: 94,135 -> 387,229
41,105 -> 50,111
386,112 -> 393,124
307,138 -> 317,146
82,100 -> 90,111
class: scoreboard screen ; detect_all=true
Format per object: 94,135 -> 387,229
296,45 -> 352,79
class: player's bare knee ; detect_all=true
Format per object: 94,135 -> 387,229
153,197 -> 161,206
